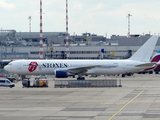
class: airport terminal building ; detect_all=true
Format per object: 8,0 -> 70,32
0,30 -> 159,60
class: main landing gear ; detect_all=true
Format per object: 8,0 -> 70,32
77,77 -> 85,80
77,73 -> 85,80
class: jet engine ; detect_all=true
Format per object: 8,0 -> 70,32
55,70 -> 69,78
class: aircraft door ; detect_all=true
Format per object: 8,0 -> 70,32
18,63 -> 22,69
122,62 -> 126,69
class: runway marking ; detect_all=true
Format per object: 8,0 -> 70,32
108,90 -> 143,120
101,103 -> 125,104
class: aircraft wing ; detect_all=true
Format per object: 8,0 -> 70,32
67,65 -> 100,74
135,62 -> 156,67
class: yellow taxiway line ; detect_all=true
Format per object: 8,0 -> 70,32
108,90 -> 144,120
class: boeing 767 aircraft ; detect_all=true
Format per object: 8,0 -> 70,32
4,36 -> 159,80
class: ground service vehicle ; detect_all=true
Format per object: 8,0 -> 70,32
0,78 -> 15,88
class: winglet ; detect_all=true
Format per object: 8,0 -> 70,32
129,35 -> 159,62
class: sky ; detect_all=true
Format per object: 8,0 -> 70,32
1,0 -> 160,38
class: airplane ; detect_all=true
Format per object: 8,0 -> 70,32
140,49 -> 160,74
4,35 -> 159,80
153,50 -> 160,74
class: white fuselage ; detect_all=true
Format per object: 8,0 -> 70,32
4,59 -> 149,75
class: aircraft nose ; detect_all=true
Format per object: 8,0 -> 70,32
4,65 -> 10,72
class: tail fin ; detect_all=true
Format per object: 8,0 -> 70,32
151,49 -> 160,62
129,35 -> 159,62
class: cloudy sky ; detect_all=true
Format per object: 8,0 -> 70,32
0,0 -> 160,37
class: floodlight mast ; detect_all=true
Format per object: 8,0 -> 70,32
127,14 -> 132,37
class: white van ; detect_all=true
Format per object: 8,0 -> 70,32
0,78 -> 15,88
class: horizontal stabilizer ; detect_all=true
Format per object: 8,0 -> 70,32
135,62 -> 156,67
156,61 -> 160,65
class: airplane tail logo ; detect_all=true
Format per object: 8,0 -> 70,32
151,50 -> 160,62
28,62 -> 38,72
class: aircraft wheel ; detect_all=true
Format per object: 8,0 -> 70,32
122,74 -> 125,77
127,73 -> 131,76
155,71 -> 159,74
77,77 -> 85,80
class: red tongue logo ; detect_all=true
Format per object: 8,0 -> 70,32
28,62 -> 38,72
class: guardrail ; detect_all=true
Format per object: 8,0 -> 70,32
55,79 -> 122,88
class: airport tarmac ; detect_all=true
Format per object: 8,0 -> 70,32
0,74 -> 160,120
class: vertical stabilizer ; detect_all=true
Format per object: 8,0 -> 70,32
129,35 -> 159,62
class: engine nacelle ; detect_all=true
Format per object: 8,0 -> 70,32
55,70 -> 68,78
